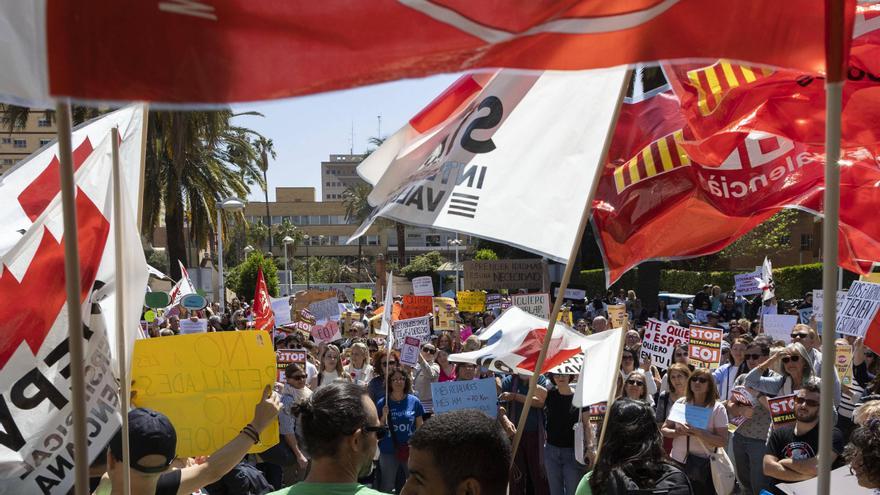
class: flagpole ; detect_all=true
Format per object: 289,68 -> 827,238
510,69 -> 632,459
819,2 -> 846,494
593,320 -> 628,464
111,128 -> 133,495
136,103 -> 149,232
56,101 -> 90,495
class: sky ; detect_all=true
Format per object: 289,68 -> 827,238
232,73 -> 461,203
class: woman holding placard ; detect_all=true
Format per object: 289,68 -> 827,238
308,344 -> 351,389
661,368 -> 729,495
343,342 -> 374,386
378,367 -> 425,493
744,342 -> 840,410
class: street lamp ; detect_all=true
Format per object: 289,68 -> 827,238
282,235 -> 295,295
217,197 -> 246,313
243,245 -> 255,255
448,234 -> 462,292
303,234 -> 311,289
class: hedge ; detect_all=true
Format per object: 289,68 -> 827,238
578,263 -> 858,301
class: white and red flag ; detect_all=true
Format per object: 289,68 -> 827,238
253,267 -> 275,331
0,1 -> 851,105
0,108 -> 148,492
167,259 -> 197,309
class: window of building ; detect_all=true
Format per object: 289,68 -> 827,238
1,137 -> 11,145
1,158 -> 14,165
366,235 -> 380,246
271,216 -> 282,224
39,139 -> 52,146
800,234 -> 813,250
13,139 -> 26,148
37,118 -> 51,127
425,234 -> 441,247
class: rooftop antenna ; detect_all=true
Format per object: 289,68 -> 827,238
377,115 -> 382,139
350,121 -> 354,155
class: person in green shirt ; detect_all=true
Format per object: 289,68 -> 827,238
268,381 -> 390,495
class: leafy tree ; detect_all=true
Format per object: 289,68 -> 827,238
360,136 -> 407,264
255,136 -> 276,250
227,252 -> 279,299
401,251 -> 445,279
343,183 -> 375,276
145,248 -> 170,274
718,210 -> 799,258
473,238 -> 540,260
473,248 -> 499,260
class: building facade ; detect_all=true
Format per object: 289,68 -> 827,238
0,109 -> 57,175
321,154 -> 367,201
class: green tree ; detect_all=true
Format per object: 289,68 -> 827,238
255,137 -> 276,251
343,183 -> 377,276
473,248 -> 499,260
401,251 -> 445,279
361,136 -> 407,264
226,252 -> 279,299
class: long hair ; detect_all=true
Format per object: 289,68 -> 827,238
590,399 -> 667,494
686,368 -> 719,407
370,349 -> 400,379
387,367 -> 413,395
319,344 -> 346,376
666,364 -> 691,396
782,342 -> 815,381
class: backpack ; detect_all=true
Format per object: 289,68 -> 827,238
606,463 -> 693,495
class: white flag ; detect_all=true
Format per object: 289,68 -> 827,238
350,68 -> 628,263
755,257 -> 775,302
167,260 -> 197,308
573,327 -> 624,408
378,272 -> 394,341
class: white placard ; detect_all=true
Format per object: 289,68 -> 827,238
179,318 -> 208,334
392,316 -> 432,349
734,269 -> 762,296
399,336 -> 421,367
837,281 -> 880,337
812,289 -> 848,323
639,319 -> 690,369
553,287 -> 587,300
308,296 -> 341,321
271,297 -> 292,327
762,314 -> 799,343
412,276 -> 435,297
511,293 -> 550,319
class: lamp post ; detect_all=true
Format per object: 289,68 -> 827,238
243,245 -> 255,255
217,197 -> 246,313
282,235 -> 294,295
303,234 -> 311,289
448,234 -> 462,292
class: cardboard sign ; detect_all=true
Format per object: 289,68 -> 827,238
131,331 -> 279,456
412,276 -> 434,297
734,269 -> 762,296
640,319 -> 690,369
587,402 -> 607,438
511,293 -> 550,319
762,314 -> 799,343
694,309 -> 711,324
400,336 -> 421,367
835,341 -> 854,386
768,394 -> 797,428
813,289 -> 848,323
400,295 -> 434,320
293,289 -> 338,312
434,297 -> 458,331
667,401 -> 712,430
179,318 -> 208,334
276,348 -> 307,382
463,259 -> 544,290
837,281 -> 880,337
607,304 -> 627,329
392,316 -> 432,349
688,325 -> 723,369
271,297 -> 292,327
311,320 -> 341,344
554,287 -> 587,300
798,308 -> 813,324
431,377 -> 498,418
353,288 -> 373,305
457,291 -> 487,312
486,293 -> 503,311
308,296 -> 341,322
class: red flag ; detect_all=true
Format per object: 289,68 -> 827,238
0,0 -> 851,104
253,267 -> 275,331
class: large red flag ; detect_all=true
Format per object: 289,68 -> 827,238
0,0 -> 853,105
253,268 -> 275,331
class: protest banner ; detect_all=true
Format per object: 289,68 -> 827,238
276,349 -> 307,381
798,307 -> 813,325
728,386 -> 758,432
768,394 -> 797,428
837,281 -> 880,338
271,297 -> 292,327
353,288 -> 373,304
640,319 -> 690,369
587,402 -> 607,438
392,316 -> 432,349
131,331 -> 279,456
463,259 -> 545,291
399,295 -> 434,320
293,289 -> 337,312
308,296 -> 341,322
431,377 -> 497,418
835,341 -> 854,386
667,402 -> 712,430
607,304 -> 627,329
179,318 -> 208,334
813,289 -> 848,323
434,297 -> 457,331
762,314 -> 799,343
412,276 -> 434,297
548,354 -> 584,375
457,291 -> 487,312
511,293 -> 550,319
688,325 -> 723,369
734,269 -> 762,296
486,293 -> 503,311
694,309 -> 711,324
400,336 -> 421,367
311,320 -> 342,344
554,287 -> 587,300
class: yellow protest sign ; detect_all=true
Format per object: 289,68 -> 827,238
835,341 -> 854,386
607,304 -> 628,329
434,297 -> 458,331
131,331 -> 279,457
457,291 -> 486,312
354,288 -> 373,304
557,307 -> 574,326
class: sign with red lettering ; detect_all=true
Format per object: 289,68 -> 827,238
687,325 -> 723,369
399,295 -> 434,320
640,319 -> 690,369
311,320 -> 341,344
768,394 -> 797,428
276,349 -> 307,381
587,401 -> 607,439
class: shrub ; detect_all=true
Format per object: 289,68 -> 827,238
227,252 -> 279,300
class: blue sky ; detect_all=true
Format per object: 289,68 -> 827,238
232,73 -> 460,202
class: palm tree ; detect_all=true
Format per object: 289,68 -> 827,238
343,183 -> 373,276
362,136 -> 407,266
255,137 -> 276,252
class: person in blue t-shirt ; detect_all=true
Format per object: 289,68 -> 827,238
377,367 -> 425,493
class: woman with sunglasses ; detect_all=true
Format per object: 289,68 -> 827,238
745,342 -> 840,412
279,363 -> 312,482
712,338 -> 749,401
412,343 -> 440,418
662,368 -> 729,495
377,368 -> 425,493
308,344 -> 351,390
726,341 -> 773,495
368,349 -> 400,406
621,369 -> 652,405
620,349 -> 659,396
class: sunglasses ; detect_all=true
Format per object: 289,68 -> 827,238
790,333 -> 809,339
626,379 -> 645,387
422,348 -> 437,354
866,352 -> 876,358
288,375 -> 306,381
745,353 -> 764,360
781,355 -> 801,363
622,355 -> 634,361
691,377 -> 709,384
364,425 -> 389,439
794,396 -> 820,408
674,352 -> 687,358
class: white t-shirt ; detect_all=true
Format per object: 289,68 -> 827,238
669,399 -> 729,463
305,361 -> 318,382
345,363 -> 374,386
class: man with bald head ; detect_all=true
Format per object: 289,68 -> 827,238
591,316 -> 608,333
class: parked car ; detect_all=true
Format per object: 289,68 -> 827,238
658,292 -> 694,312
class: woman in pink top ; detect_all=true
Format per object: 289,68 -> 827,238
437,349 -> 456,382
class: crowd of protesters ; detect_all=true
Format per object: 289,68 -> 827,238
107,280 -> 880,495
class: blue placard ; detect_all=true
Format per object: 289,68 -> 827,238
180,293 -> 207,310
430,377 -> 497,418
684,404 -> 712,430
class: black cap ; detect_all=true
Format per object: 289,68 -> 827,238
110,408 -> 177,473
708,312 -> 720,319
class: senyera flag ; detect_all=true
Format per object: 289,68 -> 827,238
0,1 -> 850,105
253,267 -> 275,331
351,67 -> 629,263
0,117 -> 148,492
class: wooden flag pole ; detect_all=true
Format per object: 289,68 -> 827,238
592,319 -> 628,465
112,128 -> 132,495
56,101 -> 90,495
510,69 -> 632,460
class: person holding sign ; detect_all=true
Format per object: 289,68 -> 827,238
745,342 -> 841,414
661,368 -> 729,495
412,344 -> 440,417
344,342 -> 375,387
763,378 -> 845,494
310,344 -> 352,390
377,368 -> 425,493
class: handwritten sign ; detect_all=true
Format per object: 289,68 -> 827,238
837,281 -> 880,337
463,259 -> 544,290
354,288 -> 373,305
308,296 -> 341,322
311,319 -> 341,344
457,291 -> 487,312
131,331 -> 279,456
768,394 -> 797,428
762,314 -> 799,343
734,270 -> 762,296
640,319 -> 690,369
812,289 -> 848,323
607,304 -> 627,329
271,297 -> 292,327
688,325 -> 723,369
511,293 -> 550,319
400,336 -> 421,367
293,289 -> 337,312
667,401 -> 712,430
400,295 -> 434,320
412,276 -> 434,297
434,297 -> 457,331
392,316 -> 432,349
179,318 -> 208,334
431,377 -> 497,418
276,348 -> 307,382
